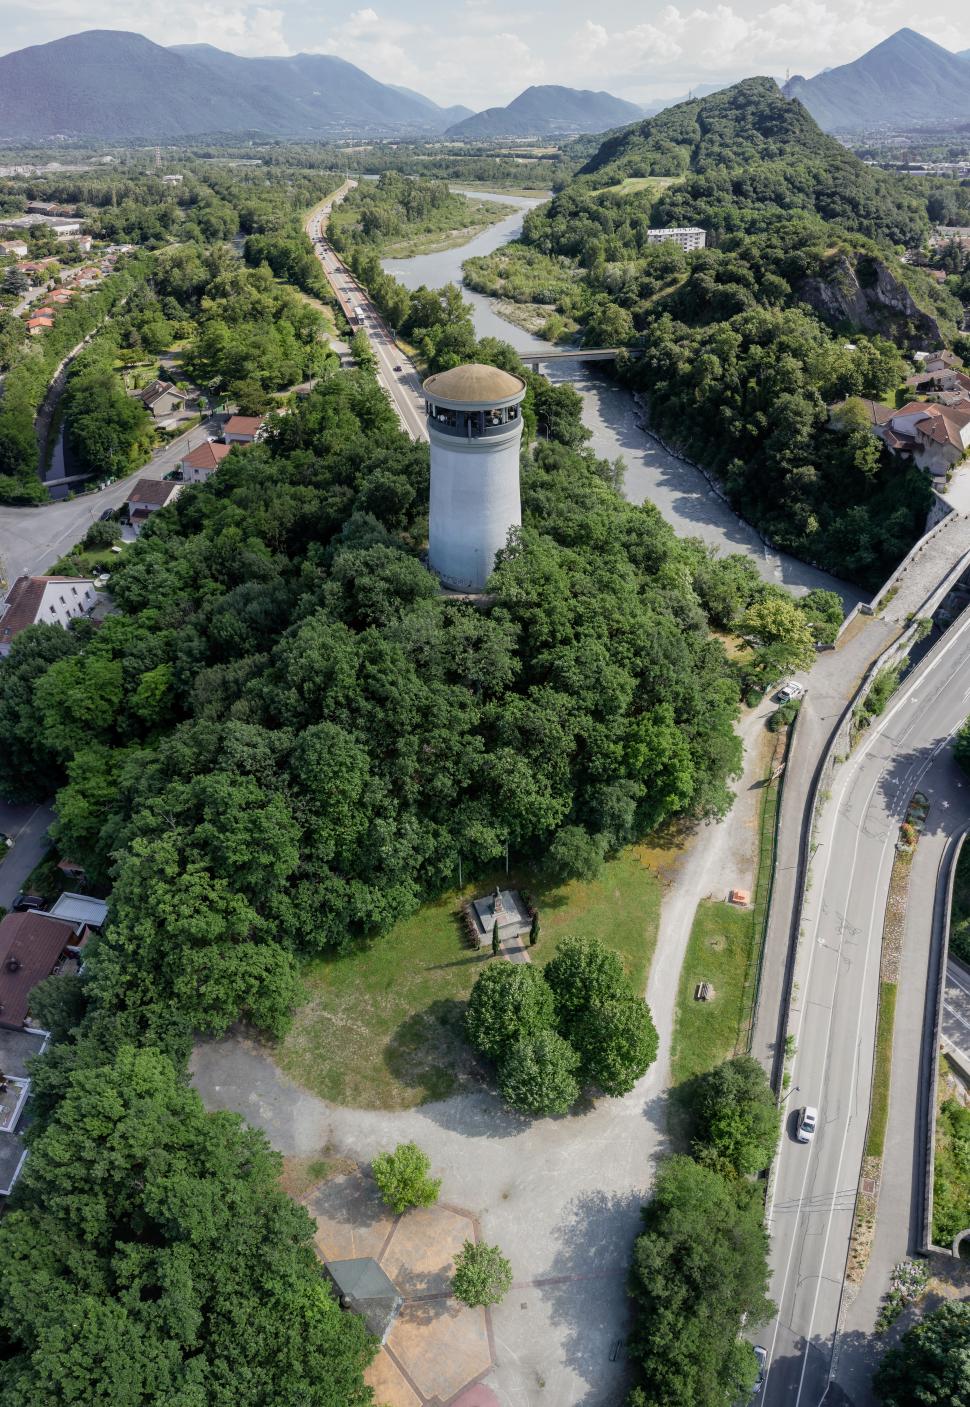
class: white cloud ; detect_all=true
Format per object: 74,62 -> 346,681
11,0 -> 290,55
317,7 -> 542,105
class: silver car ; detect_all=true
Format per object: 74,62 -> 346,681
752,1344 -> 767,1395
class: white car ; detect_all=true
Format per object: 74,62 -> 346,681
776,681 -> 805,704
796,1106 -> 818,1143
752,1345 -> 767,1395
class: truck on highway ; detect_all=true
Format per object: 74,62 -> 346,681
353,305 -> 366,326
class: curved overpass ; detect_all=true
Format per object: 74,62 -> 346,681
763,608 -> 970,1404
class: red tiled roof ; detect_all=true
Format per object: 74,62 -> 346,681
0,911 -> 74,1028
182,441 -> 232,471
126,478 -> 180,508
223,415 -> 264,436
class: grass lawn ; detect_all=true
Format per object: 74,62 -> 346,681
865,982 -> 897,1159
275,845 -> 662,1111
670,732 -> 783,1084
48,545 -> 123,575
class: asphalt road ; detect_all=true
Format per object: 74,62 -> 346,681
0,800 -> 54,909
762,607 -> 970,1405
943,957 -> 970,1064
305,191 -> 428,443
0,415 -> 225,588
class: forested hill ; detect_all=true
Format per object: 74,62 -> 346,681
464,76 -> 964,584
576,77 -> 929,247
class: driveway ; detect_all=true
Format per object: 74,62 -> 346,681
0,801 -> 53,910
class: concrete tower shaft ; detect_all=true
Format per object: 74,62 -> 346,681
423,363 -> 526,593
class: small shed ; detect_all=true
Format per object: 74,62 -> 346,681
325,1258 -> 402,1343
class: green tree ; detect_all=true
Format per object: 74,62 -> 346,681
451,1240 -> 513,1308
687,1055 -> 780,1175
544,937 -> 626,1026
572,993 -> 659,1096
465,963 -> 556,1062
627,1157 -> 773,1407
798,589 -> 843,646
0,626 -> 82,800
547,825 -> 606,882
372,1142 -> 442,1214
0,1045 -> 375,1406
498,1029 -> 580,1116
873,1301 -> 970,1406
741,594 -> 816,674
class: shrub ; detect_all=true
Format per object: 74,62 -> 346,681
82,519 -> 121,550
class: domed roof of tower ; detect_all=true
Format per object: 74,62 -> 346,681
423,363 -> 525,406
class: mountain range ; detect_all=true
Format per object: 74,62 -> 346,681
0,30 -> 477,140
0,30 -> 641,142
783,28 -> 970,132
445,86 -> 644,139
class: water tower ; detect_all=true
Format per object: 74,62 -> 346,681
423,363 -> 527,592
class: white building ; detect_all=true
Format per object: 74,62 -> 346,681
423,363 -> 526,593
645,226 -> 707,251
180,440 -> 232,483
0,575 -> 97,656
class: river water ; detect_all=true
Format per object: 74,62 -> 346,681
383,192 -> 861,606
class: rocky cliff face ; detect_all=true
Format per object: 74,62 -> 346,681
797,253 -> 942,346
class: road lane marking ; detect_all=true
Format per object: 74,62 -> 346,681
766,607 -> 970,1401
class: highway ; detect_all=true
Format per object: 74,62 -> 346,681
762,606 -> 970,1405
304,188 -> 428,443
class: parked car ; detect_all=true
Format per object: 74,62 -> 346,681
752,1345 -> 767,1395
776,681 -> 805,704
12,892 -> 44,912
796,1106 -> 818,1143
0,833 -> 13,849
394,364 -> 403,372
99,508 -> 114,522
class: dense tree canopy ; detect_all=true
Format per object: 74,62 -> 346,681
873,1301 -> 970,1406
686,1055 -> 780,1176
627,1156 -> 773,1407
0,1046 -> 374,1406
462,78 -> 953,585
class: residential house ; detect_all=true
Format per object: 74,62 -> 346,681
48,288 -> 77,305
0,240 -> 29,258
126,478 -> 182,532
25,316 -> 53,336
0,575 -> 98,656
923,350 -> 961,374
223,414 -> 265,444
0,910 -> 81,1030
180,439 -> 232,483
877,401 -> 970,483
137,379 -> 187,421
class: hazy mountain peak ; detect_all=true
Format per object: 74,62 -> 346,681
784,28 -> 970,131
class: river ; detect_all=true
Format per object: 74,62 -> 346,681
383,192 -> 861,606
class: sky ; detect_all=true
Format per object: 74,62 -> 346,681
3,0 -> 970,109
